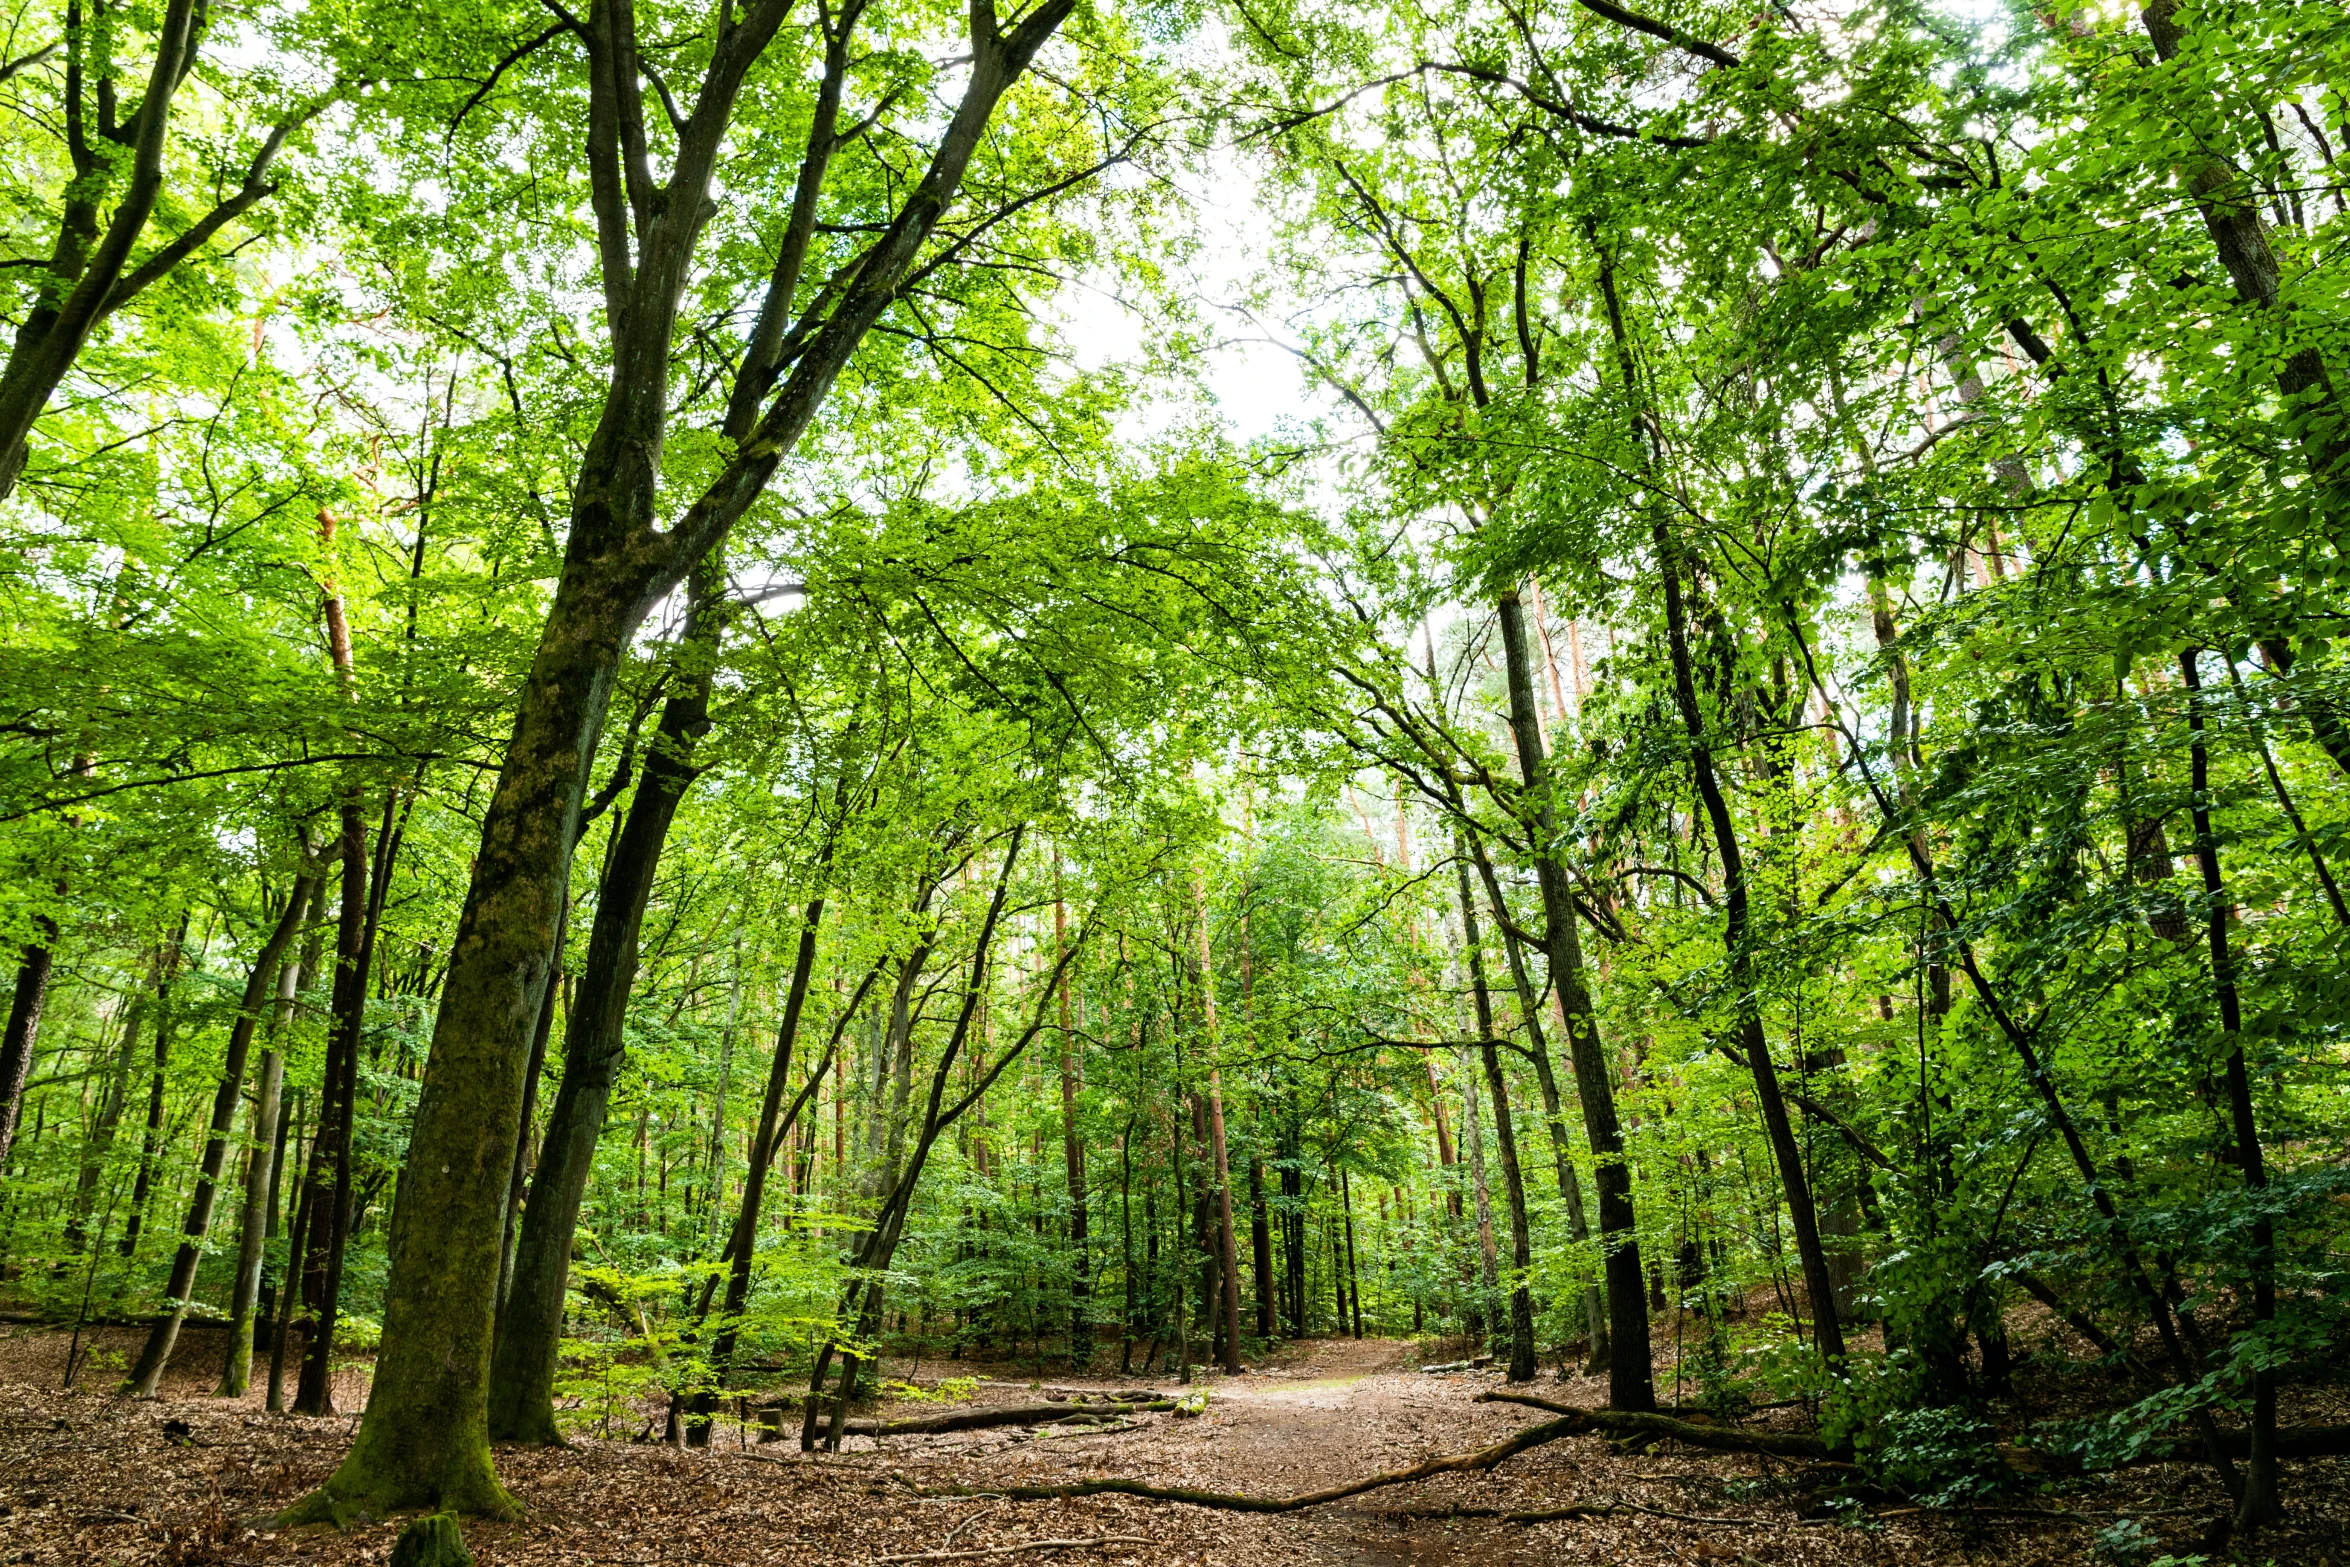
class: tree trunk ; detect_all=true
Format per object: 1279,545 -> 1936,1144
1057,881 -> 1090,1366
2182,651 -> 2279,1530
65,948 -> 158,1253
1193,873 -> 1244,1373
494,895 -> 564,1324
266,1094 -> 312,1414
294,798 -> 376,1414
1648,537 -> 1846,1361
223,882 -> 323,1396
1462,1048 -> 1499,1345
484,560 -> 724,1444
296,1 -> 1077,1513
1249,1154 -> 1274,1338
0,920 -> 57,1172
1455,844 -> 1535,1381
1341,1172 -> 1365,1339
686,896 -> 829,1445
119,913 -> 191,1261
130,876 -> 317,1396
1492,589 -> 1654,1409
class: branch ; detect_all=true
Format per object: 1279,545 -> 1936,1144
1572,0 -> 1740,69
917,1409 -> 1601,1512
103,97 -> 331,315
449,23 -> 570,132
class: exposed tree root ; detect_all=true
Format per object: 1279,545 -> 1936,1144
1474,1391 -> 1838,1459
845,1400 -> 1175,1437
1378,1498 -> 1789,1527
874,1536 -> 1155,1562
915,1410 -> 1594,1512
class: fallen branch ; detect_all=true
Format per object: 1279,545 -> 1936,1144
874,1536 -> 1155,1563
846,1401 -> 1174,1437
1475,1391 -> 1838,1460
916,1411 -> 1591,1513
1381,1498 -> 1787,1527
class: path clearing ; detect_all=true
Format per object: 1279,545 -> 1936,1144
3,1326 -> 2335,1564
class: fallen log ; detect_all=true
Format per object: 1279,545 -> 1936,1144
843,1400 -> 1175,1437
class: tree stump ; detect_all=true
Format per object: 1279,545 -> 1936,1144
389,1512 -> 473,1567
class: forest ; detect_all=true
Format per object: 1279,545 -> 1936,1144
0,0 -> 2343,1562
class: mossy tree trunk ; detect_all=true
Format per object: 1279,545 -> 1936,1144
486,560 -> 726,1445
290,0 -> 1076,1518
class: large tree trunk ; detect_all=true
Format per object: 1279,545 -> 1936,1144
1492,589 -> 1654,1409
129,876 -> 317,1396
297,4 -> 1078,1513
485,559 -> 724,1445
220,883 -> 319,1396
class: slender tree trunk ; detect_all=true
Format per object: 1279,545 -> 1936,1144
294,799 -> 375,1415
1462,1048 -> 1499,1346
687,897 -> 828,1444
1249,1153 -> 1274,1338
119,913 -> 191,1261
1647,539 -> 1846,1360
2182,652 -> 2280,1529
1456,845 -> 1536,1380
223,883 -> 323,1395
130,877 -> 317,1396
1193,873 -> 1244,1373
1341,1171 -> 1365,1339
1056,880 -> 1090,1366
66,950 -> 157,1253
266,1095 -> 311,1414
1493,589 -> 1654,1409
0,919 -> 58,1171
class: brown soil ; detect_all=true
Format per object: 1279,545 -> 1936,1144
2,1323 -> 2343,1565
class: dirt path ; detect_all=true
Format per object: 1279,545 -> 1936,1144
4,1325 -> 2340,1565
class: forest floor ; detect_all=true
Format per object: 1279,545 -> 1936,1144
1,1321 -> 2344,1566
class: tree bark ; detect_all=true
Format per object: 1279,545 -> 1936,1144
301,2 -> 1079,1517
220,883 -> 316,1396
130,875 -> 317,1396
1248,1154 -> 1274,1337
1057,879 -> 1090,1366
1455,845 -> 1536,1380
1492,589 -> 1654,1409
1649,535 -> 1846,1360
118,913 -> 190,1261
686,895 -> 830,1445
293,798 -> 376,1415
2182,651 -> 2279,1530
484,558 -> 723,1444
65,946 -> 157,1252
0,920 -> 57,1172
1193,871 -> 1243,1372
